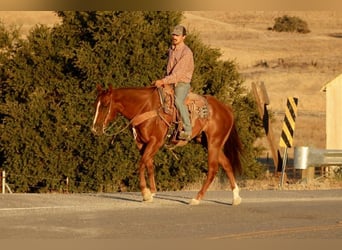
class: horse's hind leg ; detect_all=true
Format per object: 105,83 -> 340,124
218,151 -> 241,205
190,149 -> 219,205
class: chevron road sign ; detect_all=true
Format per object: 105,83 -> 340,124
279,97 -> 299,148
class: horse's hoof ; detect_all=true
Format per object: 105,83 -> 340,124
143,192 -> 156,202
189,198 -> 200,205
142,188 -> 153,202
143,197 -> 154,203
232,185 -> 241,206
232,197 -> 242,206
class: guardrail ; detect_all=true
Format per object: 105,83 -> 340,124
294,146 -> 342,169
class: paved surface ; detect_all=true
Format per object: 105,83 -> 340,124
0,189 -> 342,239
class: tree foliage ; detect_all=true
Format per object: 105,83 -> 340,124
0,11 -> 263,193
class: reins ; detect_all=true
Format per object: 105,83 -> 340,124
103,87 -> 168,143
102,86 -> 184,161
103,115 -> 131,139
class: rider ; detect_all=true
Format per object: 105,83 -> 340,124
155,25 -> 194,141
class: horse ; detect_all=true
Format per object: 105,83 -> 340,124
91,84 -> 243,205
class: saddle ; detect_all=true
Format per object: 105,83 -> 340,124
157,84 -> 209,144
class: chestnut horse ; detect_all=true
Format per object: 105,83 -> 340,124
91,85 -> 243,205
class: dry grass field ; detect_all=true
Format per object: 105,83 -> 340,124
183,11 -> 342,152
1,11 -> 341,188
0,11 -> 59,35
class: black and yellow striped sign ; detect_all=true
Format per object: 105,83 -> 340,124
279,97 -> 298,148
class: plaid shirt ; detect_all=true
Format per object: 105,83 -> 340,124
162,42 -> 194,85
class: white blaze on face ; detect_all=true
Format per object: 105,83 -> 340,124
92,101 -> 101,128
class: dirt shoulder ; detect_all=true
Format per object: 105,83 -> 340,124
239,177 -> 342,191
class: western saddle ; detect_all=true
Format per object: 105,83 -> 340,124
157,84 -> 209,144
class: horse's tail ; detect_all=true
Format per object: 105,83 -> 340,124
224,122 -> 243,175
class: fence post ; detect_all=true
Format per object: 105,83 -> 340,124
2,170 -> 5,194
66,177 -> 69,193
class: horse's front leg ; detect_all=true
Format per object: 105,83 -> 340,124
138,161 -> 153,202
138,158 -> 156,202
137,139 -> 161,202
146,158 -> 157,195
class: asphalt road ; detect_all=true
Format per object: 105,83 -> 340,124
0,189 -> 342,239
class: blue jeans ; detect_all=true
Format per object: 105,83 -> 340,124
175,82 -> 191,134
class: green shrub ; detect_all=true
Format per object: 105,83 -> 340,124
271,15 -> 310,34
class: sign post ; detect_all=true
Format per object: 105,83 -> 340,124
251,82 -> 283,173
279,97 -> 298,188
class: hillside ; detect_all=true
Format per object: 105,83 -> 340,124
183,11 -> 342,151
0,11 -> 60,36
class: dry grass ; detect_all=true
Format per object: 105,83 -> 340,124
0,11 -> 60,34
184,173 -> 342,191
183,11 -> 342,152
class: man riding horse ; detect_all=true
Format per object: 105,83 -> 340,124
154,25 -> 194,141
91,25 -> 243,205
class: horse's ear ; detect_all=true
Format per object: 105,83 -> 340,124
109,84 -> 113,91
96,84 -> 103,92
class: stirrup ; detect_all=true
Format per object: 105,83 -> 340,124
178,131 -> 191,141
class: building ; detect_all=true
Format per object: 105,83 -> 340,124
321,73 -> 342,150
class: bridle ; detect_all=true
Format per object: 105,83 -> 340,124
99,87 -> 166,142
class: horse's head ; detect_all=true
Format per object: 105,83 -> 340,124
91,84 -> 117,136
